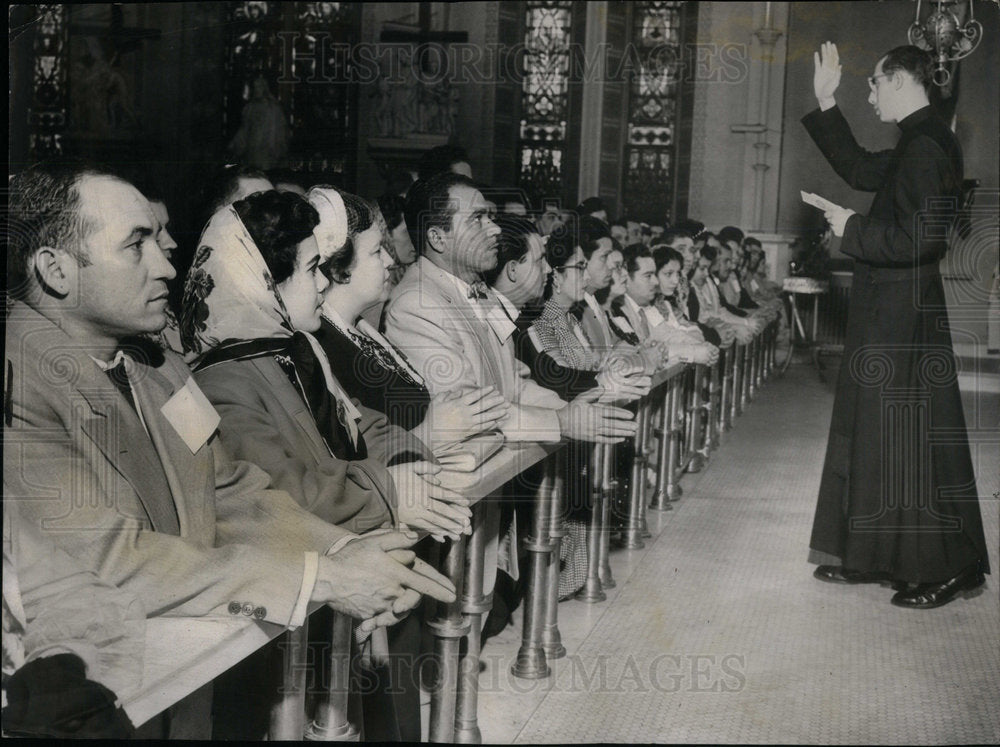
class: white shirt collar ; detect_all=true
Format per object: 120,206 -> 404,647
89,349 -> 129,372
583,292 -> 603,317
493,289 -> 521,324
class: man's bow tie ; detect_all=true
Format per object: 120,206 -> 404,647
467,280 -> 489,300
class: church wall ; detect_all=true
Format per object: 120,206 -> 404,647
354,2 -> 501,201
776,0 -> 999,236
687,2 -> 758,231
688,0 -> 998,272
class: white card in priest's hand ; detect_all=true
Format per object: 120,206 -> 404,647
800,190 -> 842,213
161,377 -> 221,453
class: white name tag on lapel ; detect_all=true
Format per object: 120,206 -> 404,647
161,377 -> 221,454
484,306 -> 517,343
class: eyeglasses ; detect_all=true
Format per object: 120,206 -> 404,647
557,262 -> 589,273
868,72 -> 892,89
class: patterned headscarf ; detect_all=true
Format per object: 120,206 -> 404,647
180,205 -> 293,358
179,203 -> 363,449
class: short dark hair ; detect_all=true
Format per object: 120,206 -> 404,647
578,215 -> 611,260
743,236 -> 763,250
385,168 -> 415,197
673,218 -> 706,240
880,45 -> 934,90
479,186 -> 532,214
377,191 -> 406,232
702,231 -> 723,249
717,225 -> 744,246
699,243 -> 718,263
320,187 -> 377,285
622,242 -> 652,276
576,196 -> 607,216
201,164 -> 270,226
485,213 -> 537,286
660,228 -> 693,247
404,172 -> 476,256
7,161 -> 110,300
544,225 -> 579,271
652,245 -> 685,273
232,190 -> 319,285
417,145 -> 471,181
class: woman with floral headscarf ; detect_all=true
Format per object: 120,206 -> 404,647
181,189 -> 471,538
180,190 -> 470,741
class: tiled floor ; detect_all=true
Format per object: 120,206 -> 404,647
473,358 -> 1000,744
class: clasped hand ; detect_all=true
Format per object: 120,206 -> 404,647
557,388 -> 638,444
316,529 -> 456,632
425,386 -> 509,443
387,461 -> 472,541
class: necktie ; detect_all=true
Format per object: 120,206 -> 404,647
467,280 -> 489,300
105,359 -> 137,413
636,307 -> 651,339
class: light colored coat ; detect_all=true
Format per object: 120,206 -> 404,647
195,355 -> 433,532
383,257 -> 564,442
3,302 -> 348,626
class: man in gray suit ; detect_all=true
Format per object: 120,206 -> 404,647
3,163 -> 455,637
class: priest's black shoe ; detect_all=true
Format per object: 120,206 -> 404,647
891,564 -> 986,610
813,565 -> 892,585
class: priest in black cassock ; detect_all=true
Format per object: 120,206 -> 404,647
801,42 -> 989,609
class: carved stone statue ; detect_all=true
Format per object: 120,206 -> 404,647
370,43 -> 460,139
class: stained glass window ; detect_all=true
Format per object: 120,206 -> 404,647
518,1 -> 573,206
225,1 -> 358,177
289,2 -> 357,173
30,4 -> 68,159
622,1 -> 682,225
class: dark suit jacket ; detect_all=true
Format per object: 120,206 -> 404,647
712,276 -> 749,317
4,302 -> 348,625
313,318 -> 432,433
512,323 -> 599,402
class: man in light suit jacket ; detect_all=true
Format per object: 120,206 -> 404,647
2,496 -> 143,738
3,164 -> 455,638
383,172 -> 637,445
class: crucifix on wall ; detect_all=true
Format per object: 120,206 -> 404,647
67,3 -> 160,138
372,2 -> 468,140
